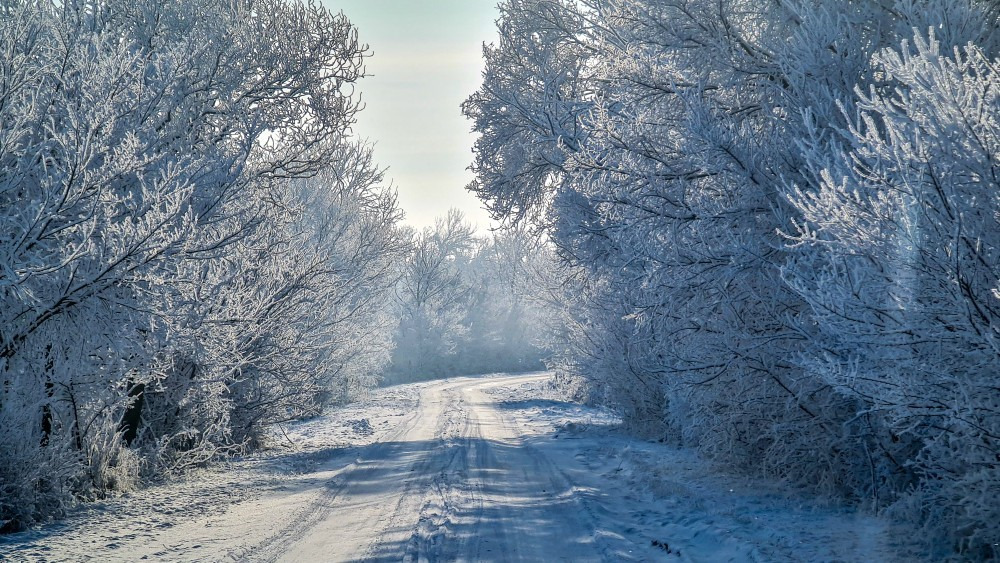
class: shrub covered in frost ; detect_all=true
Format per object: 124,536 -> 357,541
465,0 -> 1000,556
0,0 -> 403,528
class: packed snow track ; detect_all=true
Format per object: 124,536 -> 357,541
238,373 -> 612,561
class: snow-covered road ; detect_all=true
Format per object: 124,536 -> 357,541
240,373 -> 617,561
2,372 -> 914,562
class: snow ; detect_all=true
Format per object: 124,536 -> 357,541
0,382 -> 429,561
486,377 -> 918,561
1,372 -> 918,561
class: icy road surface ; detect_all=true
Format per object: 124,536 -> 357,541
2,372 -> 915,562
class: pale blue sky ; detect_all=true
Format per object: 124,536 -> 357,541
324,1 -> 499,231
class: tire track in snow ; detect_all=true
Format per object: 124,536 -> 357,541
232,387 -> 431,562
468,377 -> 628,562
401,388 -> 488,562
387,374 -> 619,562
244,374 -> 621,561
355,380 -> 476,561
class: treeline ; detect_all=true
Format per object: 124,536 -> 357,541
0,0 -> 409,530
384,209 -> 549,383
464,0 -> 1000,557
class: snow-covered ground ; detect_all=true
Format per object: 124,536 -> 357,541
484,377 -> 919,562
1,372 -> 917,561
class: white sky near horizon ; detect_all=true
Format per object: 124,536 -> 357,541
323,1 -> 500,232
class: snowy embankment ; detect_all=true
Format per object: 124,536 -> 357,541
0,381 -> 431,561
484,378 -> 917,561
1,373 -> 916,561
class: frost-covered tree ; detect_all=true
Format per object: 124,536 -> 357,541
785,32 -> 1000,556
466,0 -> 1000,555
467,0 -> 876,479
389,210 -> 477,379
134,140 -> 406,470
386,210 -> 549,382
0,0 -> 403,529
465,227 -> 552,373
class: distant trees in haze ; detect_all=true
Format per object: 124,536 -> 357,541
465,0 -> 1000,557
385,209 -> 549,382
